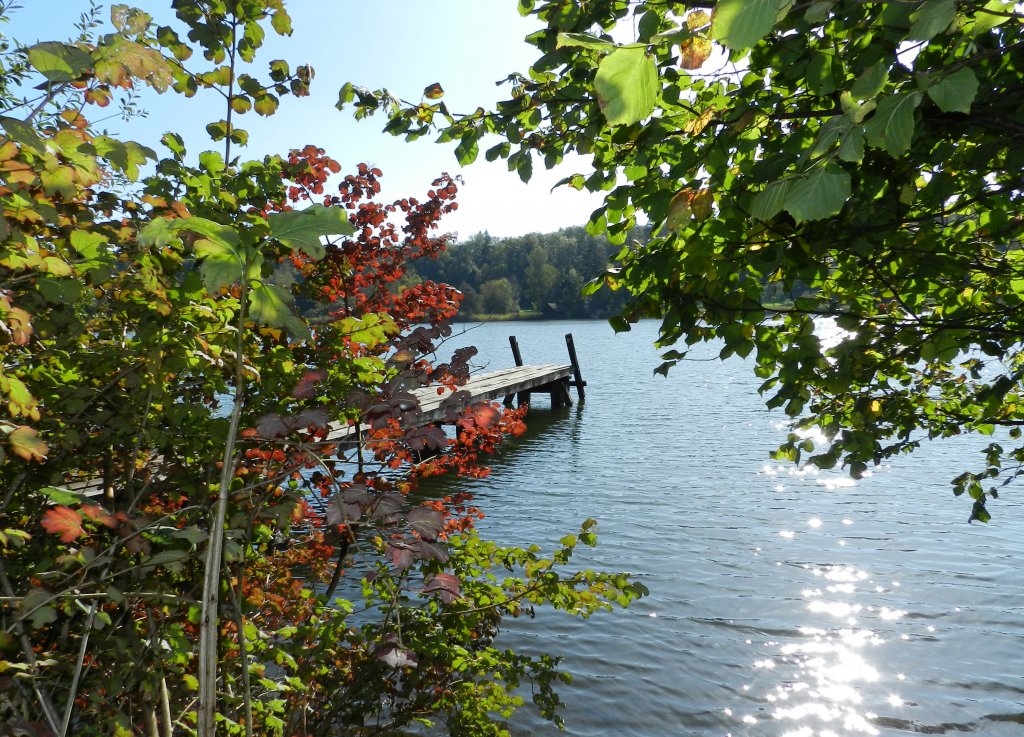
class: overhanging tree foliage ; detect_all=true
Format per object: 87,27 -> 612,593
0,3 -> 645,736
346,0 -> 1024,521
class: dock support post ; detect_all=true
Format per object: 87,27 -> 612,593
509,335 -> 524,366
505,336 -> 524,405
565,333 -> 586,402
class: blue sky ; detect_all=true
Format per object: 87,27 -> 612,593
7,1 -> 604,238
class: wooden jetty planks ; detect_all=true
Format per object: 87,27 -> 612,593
325,364 -> 574,443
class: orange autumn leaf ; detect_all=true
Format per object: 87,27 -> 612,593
41,506 -> 85,543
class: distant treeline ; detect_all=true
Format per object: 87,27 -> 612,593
409,226 -> 652,319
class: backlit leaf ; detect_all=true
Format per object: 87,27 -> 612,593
679,37 -> 713,69
711,0 -> 793,50
26,42 -> 92,83
556,32 -> 615,51
455,133 -> 479,166
691,189 -> 714,221
271,9 -> 293,35
110,4 -> 151,35
268,204 -> 354,259
667,189 -> 692,230
594,46 -> 658,126
8,425 -> 46,461
41,506 -> 84,542
973,0 -> 1013,34
249,284 -> 309,340
194,239 -> 241,291
783,163 -> 851,222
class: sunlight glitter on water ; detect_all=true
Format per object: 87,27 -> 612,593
771,628 -> 885,736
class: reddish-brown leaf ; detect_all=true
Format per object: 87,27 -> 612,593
422,572 -> 461,603
679,37 -> 713,69
41,506 -> 85,543
80,504 -> 117,528
291,369 -> 327,399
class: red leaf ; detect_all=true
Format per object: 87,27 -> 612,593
388,542 -> 415,572
408,506 -> 444,541
292,369 -> 327,399
423,572 -> 461,603
80,504 -> 117,528
41,506 -> 85,543
456,402 -> 500,432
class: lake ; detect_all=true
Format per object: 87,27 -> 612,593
424,319 -> 1024,737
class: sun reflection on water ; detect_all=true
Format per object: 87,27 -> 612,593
742,562 -> 911,736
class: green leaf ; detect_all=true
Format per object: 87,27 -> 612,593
26,42 -> 92,83
38,486 -> 87,505
138,218 -> 176,248
69,231 -> 105,259
92,136 -> 156,180
836,129 -> 865,163
806,51 -> 839,95
0,116 -> 45,154
850,62 -> 888,100
161,132 -> 186,157
206,120 -> 227,141
249,284 -> 309,340
751,178 -> 792,220
195,239 -> 242,291
176,217 -> 240,249
863,91 -> 922,157
271,10 -> 293,36
40,167 -> 76,198
38,276 -> 83,304
556,33 -> 615,52
594,46 -> 658,126
711,0 -> 793,50
269,59 -> 289,83
973,0 -> 1014,34
455,133 -> 480,166
268,204 -> 354,260
909,0 -> 955,40
926,68 -> 979,114
110,4 -> 152,35
783,163 -> 850,222
804,1 -> 833,23
21,588 -> 57,628
515,152 -> 533,183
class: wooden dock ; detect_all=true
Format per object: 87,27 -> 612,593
324,362 -> 581,444
64,334 -> 585,493
324,333 -> 586,444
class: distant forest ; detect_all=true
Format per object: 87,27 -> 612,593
409,225 -> 651,320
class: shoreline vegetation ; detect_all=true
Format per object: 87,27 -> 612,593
409,224 -> 808,322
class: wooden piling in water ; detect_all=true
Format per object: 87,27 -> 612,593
565,332 -> 586,403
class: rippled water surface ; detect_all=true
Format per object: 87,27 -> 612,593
427,320 -> 1024,737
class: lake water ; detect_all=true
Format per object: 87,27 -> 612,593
424,319 -> 1024,737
